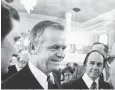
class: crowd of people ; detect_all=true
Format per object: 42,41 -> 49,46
1,1 -> 115,89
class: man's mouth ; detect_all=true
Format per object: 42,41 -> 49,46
51,59 -> 62,62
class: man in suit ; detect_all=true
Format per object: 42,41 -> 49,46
71,42 -> 109,81
1,2 -> 20,81
2,20 -> 67,89
92,42 -> 110,81
62,50 -> 111,89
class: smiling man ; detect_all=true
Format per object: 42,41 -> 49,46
2,20 -> 67,89
62,50 -> 111,89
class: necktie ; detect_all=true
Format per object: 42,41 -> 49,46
47,75 -> 56,89
90,82 -> 97,89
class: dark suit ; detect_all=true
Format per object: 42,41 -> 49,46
2,65 -> 17,81
2,64 -> 60,89
62,77 -> 111,89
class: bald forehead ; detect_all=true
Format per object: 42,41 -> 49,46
87,52 -> 104,63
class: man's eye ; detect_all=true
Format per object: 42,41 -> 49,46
52,46 -> 58,49
48,46 -> 59,50
97,63 -> 102,67
90,62 -> 95,65
62,46 -> 66,50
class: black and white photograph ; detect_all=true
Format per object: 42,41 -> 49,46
1,0 -> 115,89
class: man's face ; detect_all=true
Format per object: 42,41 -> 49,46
18,53 -> 29,69
1,19 -> 20,75
64,71 -> 72,81
85,52 -> 104,80
35,27 -> 66,74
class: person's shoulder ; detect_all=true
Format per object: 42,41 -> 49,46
2,71 -> 21,89
62,78 -> 82,89
100,81 -> 111,89
1,65 -> 28,89
104,81 -> 111,88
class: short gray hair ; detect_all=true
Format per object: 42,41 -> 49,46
28,20 -> 64,52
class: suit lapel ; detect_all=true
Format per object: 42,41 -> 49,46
23,64 -> 43,89
80,78 -> 89,89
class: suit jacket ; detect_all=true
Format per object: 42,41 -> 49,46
2,64 -> 60,89
2,65 -> 17,81
62,77 -> 111,89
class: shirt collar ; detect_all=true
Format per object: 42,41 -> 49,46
82,72 -> 99,89
28,61 -> 48,90
15,64 -> 21,71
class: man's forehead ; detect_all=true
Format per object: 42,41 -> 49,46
42,28 -> 66,40
88,52 -> 104,62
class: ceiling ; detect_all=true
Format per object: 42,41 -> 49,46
9,0 -> 115,23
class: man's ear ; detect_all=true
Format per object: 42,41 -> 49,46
28,43 -> 37,55
84,63 -> 87,68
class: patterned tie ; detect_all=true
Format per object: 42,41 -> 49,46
90,81 -> 97,89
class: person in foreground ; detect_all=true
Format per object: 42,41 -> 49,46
107,43 -> 115,88
2,20 -> 67,89
1,2 -> 20,81
62,50 -> 111,89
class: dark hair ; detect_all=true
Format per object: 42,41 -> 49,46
62,66 -> 74,76
83,50 -> 105,68
92,42 -> 108,53
1,2 -> 20,41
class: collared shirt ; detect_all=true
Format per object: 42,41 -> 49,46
48,72 -> 55,84
15,64 -> 21,71
82,72 -> 99,89
28,61 -> 48,90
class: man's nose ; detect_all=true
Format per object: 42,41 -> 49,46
56,49 -> 65,59
93,64 -> 98,69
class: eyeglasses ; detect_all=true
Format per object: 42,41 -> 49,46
64,73 -> 71,77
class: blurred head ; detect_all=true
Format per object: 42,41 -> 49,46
109,43 -> 115,88
66,62 -> 78,71
92,42 -> 108,58
62,66 -> 74,81
84,50 -> 105,80
28,20 -> 66,75
15,40 -> 24,52
18,50 -> 29,69
108,43 -> 115,64
1,2 -> 20,76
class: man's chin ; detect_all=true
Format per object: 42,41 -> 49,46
49,66 -> 59,71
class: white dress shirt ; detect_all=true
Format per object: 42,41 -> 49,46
82,72 -> 99,89
15,64 -> 21,71
28,61 -> 48,90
